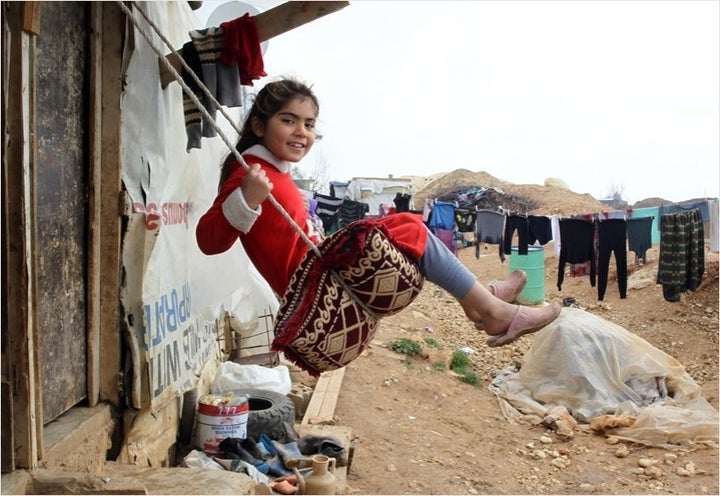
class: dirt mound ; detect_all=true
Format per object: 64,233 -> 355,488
413,168 -> 610,216
633,197 -> 673,208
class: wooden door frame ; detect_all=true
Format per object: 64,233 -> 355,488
2,1 -> 40,471
1,1 -> 124,471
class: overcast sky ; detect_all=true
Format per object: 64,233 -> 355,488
195,0 -> 719,203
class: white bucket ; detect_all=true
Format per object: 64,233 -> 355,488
194,392 -> 249,456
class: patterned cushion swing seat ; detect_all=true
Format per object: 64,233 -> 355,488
272,218 -> 425,377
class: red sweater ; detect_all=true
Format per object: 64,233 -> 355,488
196,155 -> 428,296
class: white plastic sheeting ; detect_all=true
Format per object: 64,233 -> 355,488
212,362 -> 292,395
490,307 -> 719,449
345,178 -> 413,215
119,2 -> 278,408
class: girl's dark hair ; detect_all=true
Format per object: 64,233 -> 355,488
218,78 -> 320,188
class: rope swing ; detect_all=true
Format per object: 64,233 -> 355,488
115,0 -> 322,258
116,1 -> 426,376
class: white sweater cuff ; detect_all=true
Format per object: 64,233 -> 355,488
222,187 -> 261,233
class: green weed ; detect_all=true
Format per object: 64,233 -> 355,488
450,350 -> 482,387
423,337 -> 442,349
450,350 -> 471,372
389,338 -> 423,357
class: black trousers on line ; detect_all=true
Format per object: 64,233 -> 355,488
598,219 -> 627,300
503,214 -> 529,255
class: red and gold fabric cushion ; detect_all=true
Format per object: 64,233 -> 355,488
272,218 -> 425,376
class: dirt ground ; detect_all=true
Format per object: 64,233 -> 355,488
290,174 -> 719,495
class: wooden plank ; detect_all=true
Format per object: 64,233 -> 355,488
27,11 -> 43,463
86,2 -> 103,407
22,1 -> 41,36
301,367 -> 345,425
159,1 -> 350,88
34,0 -> 90,425
2,1 -> 41,468
1,3 -> 19,473
254,0 -> 350,42
97,2 -> 124,407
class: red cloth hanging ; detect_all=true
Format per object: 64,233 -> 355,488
220,13 -> 267,86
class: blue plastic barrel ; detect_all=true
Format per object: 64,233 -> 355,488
509,246 -> 545,305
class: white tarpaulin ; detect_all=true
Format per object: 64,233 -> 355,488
490,307 -> 719,449
345,178 -> 413,215
119,2 -> 278,409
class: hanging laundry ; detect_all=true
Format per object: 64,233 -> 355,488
190,27 -> 243,108
393,192 -> 411,213
557,218 -> 596,291
708,199 -> 719,253
597,219 -> 627,300
422,199 -> 434,223
503,213 -> 529,255
314,193 -> 344,235
660,200 -> 710,223
220,13 -> 267,86
626,216 -> 653,263
656,208 -> 705,302
428,200 -> 457,231
180,41 -> 206,151
568,213 -> 599,278
182,15 -> 265,152
600,209 -> 630,220
550,214 -> 562,257
475,209 -> 505,262
306,198 -> 325,238
432,228 -> 458,257
455,208 -> 476,233
528,215 -> 552,246
630,206 -> 662,244
337,199 -> 369,230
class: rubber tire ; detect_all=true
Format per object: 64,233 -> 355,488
231,388 -> 296,442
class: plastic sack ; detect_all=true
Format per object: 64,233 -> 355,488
212,361 -> 292,395
490,307 -> 719,449
181,449 -> 225,470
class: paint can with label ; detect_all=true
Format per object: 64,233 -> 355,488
194,392 -> 249,456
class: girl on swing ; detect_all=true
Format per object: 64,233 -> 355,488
196,78 -> 561,348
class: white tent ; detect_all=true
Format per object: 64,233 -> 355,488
345,177 -> 414,215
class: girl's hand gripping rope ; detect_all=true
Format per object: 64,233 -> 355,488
242,163 -> 273,209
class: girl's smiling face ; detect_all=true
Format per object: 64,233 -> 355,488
252,96 -> 319,163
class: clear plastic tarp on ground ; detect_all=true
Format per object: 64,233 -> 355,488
490,307 -> 719,449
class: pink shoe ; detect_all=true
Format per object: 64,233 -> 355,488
488,269 -> 527,302
485,302 -> 561,347
475,270 -> 528,330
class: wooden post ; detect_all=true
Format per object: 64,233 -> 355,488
159,1 -> 350,89
22,1 -> 41,35
2,0 -> 40,469
86,1 -> 103,408
301,368 -> 346,425
97,1 -> 125,407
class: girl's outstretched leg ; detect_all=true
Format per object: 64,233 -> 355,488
458,282 -> 561,347
417,227 -> 561,346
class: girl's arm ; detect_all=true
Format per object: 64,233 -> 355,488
196,164 -> 272,255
